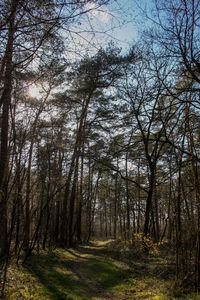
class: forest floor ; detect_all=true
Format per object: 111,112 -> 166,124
3,240 -> 200,299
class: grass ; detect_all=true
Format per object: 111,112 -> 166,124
3,240 -> 200,299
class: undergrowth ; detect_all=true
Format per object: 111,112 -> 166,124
1,238 -> 199,299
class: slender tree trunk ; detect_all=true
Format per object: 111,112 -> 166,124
175,162 -> 182,282
100,212 -> 103,238
188,140 -> 200,289
55,200 -> 60,243
185,102 -> 200,289
153,185 -> 160,241
60,87 -> 95,246
113,174 -> 118,239
42,195 -> 51,250
91,172 -> 101,240
0,0 -> 18,257
24,145 -> 33,250
125,152 -> 130,239
143,165 -> 156,237
68,156 -> 79,247
55,146 -> 64,243
24,92 -> 50,250
167,158 -> 173,241
118,192 -> 123,238
104,198 -> 108,238
77,144 -> 84,243
87,155 -> 93,242
137,158 -> 141,233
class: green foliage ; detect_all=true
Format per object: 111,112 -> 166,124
133,233 -> 160,256
109,233 -> 167,258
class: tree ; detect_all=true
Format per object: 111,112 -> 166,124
0,0 -> 112,258
134,0 -> 200,286
59,45 -> 137,246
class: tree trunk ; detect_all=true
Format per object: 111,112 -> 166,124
143,165 -> 155,237
113,174 -> 118,239
68,156 -> 79,247
175,163 -> 182,282
77,144 -> 84,243
60,87 -> 95,246
87,155 -> 93,242
0,0 -> 18,257
125,152 -> 130,239
137,158 -> 141,233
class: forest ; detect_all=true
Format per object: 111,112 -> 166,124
0,0 -> 200,299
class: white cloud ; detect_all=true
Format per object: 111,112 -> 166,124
98,7 -> 110,23
85,3 -> 110,23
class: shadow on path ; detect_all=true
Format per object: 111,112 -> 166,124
24,242 -> 131,299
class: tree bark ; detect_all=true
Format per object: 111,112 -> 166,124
60,86 -> 95,246
0,0 -> 19,257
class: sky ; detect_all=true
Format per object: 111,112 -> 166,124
85,0 -> 153,51
28,0 -> 153,96
64,0 -> 153,59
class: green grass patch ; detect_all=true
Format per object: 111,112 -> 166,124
5,249 -> 96,299
77,257 -> 129,289
3,241 -> 200,299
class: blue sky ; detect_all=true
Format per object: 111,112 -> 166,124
86,0 -> 153,51
63,0 -> 153,59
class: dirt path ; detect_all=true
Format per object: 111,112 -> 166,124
41,240 -> 171,299
63,242 -> 129,299
5,241 -> 176,299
